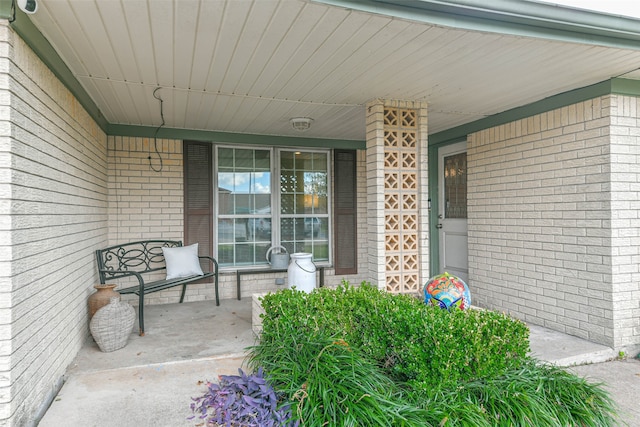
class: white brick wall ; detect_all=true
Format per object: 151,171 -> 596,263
354,149 -> 371,285
107,136 -> 184,242
106,137 -> 371,305
608,95 -> 640,348
1,24 -> 108,426
365,100 -> 387,289
469,95 -> 640,348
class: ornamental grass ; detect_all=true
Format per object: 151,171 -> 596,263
239,283 -> 617,427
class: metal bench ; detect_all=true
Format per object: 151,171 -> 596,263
235,267 -> 325,299
95,240 -> 219,336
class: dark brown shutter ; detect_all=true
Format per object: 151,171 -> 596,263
333,149 -> 357,275
184,141 -> 213,258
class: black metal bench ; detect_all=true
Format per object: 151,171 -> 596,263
95,240 -> 219,336
235,267 -> 325,300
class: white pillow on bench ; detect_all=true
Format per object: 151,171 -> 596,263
162,243 -> 204,280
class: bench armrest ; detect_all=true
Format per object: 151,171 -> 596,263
98,268 -> 146,289
198,255 -> 219,304
198,255 -> 219,274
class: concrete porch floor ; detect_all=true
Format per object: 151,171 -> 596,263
39,298 -> 640,427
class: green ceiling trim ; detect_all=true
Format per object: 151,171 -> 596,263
8,6 -> 109,131
0,0 -> 12,19
315,0 -> 640,49
107,124 -> 365,150
610,78 -> 640,97
429,78 -> 640,146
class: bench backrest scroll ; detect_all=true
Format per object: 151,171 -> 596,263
95,240 -> 183,284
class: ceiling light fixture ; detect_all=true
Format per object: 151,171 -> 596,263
17,0 -> 37,14
290,117 -> 313,131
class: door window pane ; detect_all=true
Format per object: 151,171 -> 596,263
444,152 -> 467,219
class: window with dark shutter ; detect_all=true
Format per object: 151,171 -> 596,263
333,149 -> 357,275
183,142 -> 334,270
184,141 -> 213,258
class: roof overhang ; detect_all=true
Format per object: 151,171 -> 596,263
5,0 -> 640,146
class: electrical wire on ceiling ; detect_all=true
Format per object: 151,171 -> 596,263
149,87 -> 164,172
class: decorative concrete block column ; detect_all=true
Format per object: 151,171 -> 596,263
366,99 -> 428,294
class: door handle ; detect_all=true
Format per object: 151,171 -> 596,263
436,224 -> 443,229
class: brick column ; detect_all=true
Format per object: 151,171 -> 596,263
366,99 -> 428,294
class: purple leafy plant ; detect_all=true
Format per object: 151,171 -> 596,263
190,367 -> 298,427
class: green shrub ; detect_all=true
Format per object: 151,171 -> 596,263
250,281 -> 617,426
256,282 -> 529,391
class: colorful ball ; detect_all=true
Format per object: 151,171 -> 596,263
423,272 -> 471,311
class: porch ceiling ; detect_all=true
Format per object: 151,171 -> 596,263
22,0 -> 640,140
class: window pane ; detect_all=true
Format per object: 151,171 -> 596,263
248,217 -> 272,242
313,152 -> 328,171
316,195 -> 328,214
235,150 -> 253,168
236,243 -> 253,264
295,217 -> 307,239
219,189 -> 233,215
294,241 -> 310,254
256,243 -> 270,265
218,245 -> 234,264
280,171 -> 295,192
281,151 -> 294,170
255,151 -> 270,169
218,172 -> 236,192
235,193 -> 251,214
217,147 -> 272,267
278,150 -> 329,263
444,152 -> 467,219
252,172 -> 270,193
295,194 -> 306,214
313,242 -> 329,262
281,217 -> 295,241
218,148 -> 234,168
317,218 -> 328,238
218,219 -> 249,242
281,194 -> 295,215
255,194 -> 271,213
296,152 -> 313,169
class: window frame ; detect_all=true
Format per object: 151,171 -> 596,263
213,144 -> 332,270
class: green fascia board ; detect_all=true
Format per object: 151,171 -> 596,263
107,124 -> 365,150
0,0 -> 11,19
430,78 -> 640,146
315,0 -> 640,49
8,5 -> 109,131
610,78 -> 640,97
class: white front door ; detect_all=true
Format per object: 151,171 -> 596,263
437,141 -> 468,282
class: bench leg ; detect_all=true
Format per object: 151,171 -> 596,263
138,292 -> 145,336
215,274 -> 220,306
179,284 -> 187,303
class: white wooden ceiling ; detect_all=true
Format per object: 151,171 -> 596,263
25,0 -> 640,140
